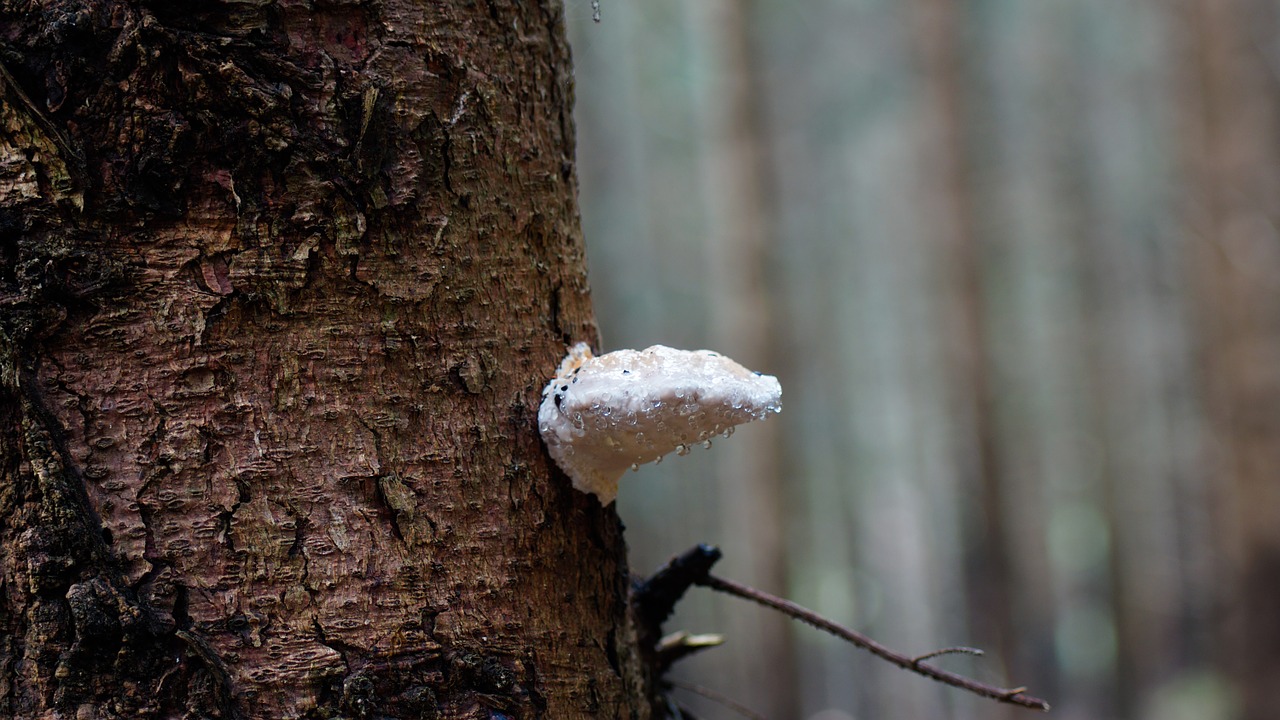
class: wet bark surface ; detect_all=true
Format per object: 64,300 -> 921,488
0,1 -> 647,717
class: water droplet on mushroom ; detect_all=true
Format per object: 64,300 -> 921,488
537,342 -> 782,505
702,440 -> 712,449
630,463 -> 639,472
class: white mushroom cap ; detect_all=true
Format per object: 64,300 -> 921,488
538,343 -> 782,504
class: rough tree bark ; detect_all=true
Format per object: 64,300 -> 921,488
0,1 -> 653,717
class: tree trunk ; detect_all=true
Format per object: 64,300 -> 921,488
693,0 -> 796,716
0,2 -> 650,718
1182,1 -> 1280,717
906,1 -> 1018,709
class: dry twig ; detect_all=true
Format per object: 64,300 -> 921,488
698,573 -> 1050,712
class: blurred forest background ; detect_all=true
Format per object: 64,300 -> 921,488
564,1 -> 1280,719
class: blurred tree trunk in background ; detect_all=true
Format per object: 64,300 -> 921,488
693,0 -> 798,718
0,1 -> 650,717
569,0 -> 1277,717
1183,0 -> 1280,718
907,4 -> 1017,717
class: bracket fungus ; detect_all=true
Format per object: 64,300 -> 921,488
538,343 -> 782,504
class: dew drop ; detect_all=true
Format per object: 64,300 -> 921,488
654,455 -> 663,464
722,426 -> 735,438
630,463 -> 639,472
676,444 -> 690,457
702,440 -> 712,449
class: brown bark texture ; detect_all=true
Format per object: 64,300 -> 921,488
0,1 -> 648,718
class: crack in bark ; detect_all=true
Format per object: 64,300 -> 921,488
296,531 -> 314,606
439,119 -> 455,195
42,353 -> 93,455
196,286 -> 240,346
175,629 -> 243,720
18,365 -> 112,565
352,414 -> 416,548
373,476 -> 410,547
312,616 -> 352,675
